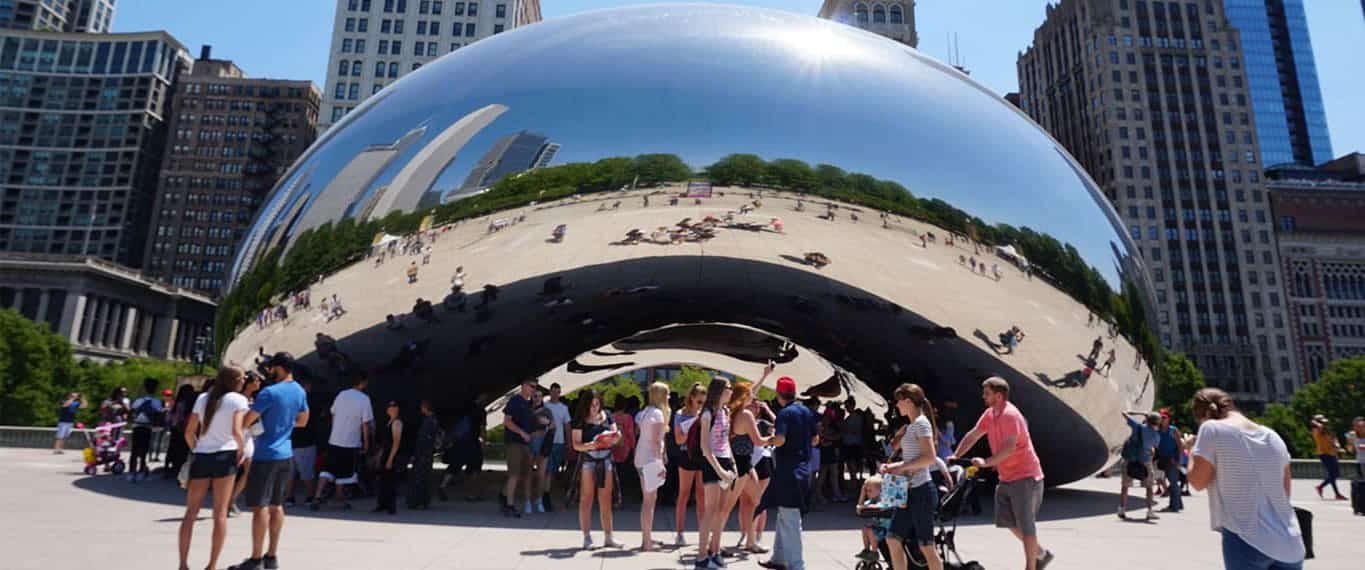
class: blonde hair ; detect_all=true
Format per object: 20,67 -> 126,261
861,476 -> 883,502
648,382 -> 670,419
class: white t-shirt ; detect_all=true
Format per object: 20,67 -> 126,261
328,388 -> 374,449
545,400 -> 572,445
1191,420 -> 1304,564
634,406 -> 666,468
191,392 -> 249,454
1350,432 -> 1365,466
899,415 -> 935,488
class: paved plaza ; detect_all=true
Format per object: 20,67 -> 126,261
5,447 -> 1359,569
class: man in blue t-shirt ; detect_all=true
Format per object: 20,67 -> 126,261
1118,411 -> 1161,521
230,353 -> 309,570
759,377 -> 818,570
53,392 -> 83,454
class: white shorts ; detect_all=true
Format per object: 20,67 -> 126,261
637,459 -> 666,493
293,445 -> 317,481
55,422 -> 75,439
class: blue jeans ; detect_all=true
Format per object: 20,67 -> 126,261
1164,462 -> 1183,511
546,443 -> 566,473
1221,530 -> 1302,570
770,507 -> 804,570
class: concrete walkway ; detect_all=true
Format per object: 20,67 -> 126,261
5,447 -> 1358,569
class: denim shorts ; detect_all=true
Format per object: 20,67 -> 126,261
1221,530 -> 1303,570
889,482 -> 938,546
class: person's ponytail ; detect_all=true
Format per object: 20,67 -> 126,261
201,366 -> 245,435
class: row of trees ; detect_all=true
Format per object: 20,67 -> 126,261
0,309 -> 198,427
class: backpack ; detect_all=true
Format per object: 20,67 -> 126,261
1120,423 -> 1143,462
134,397 -> 163,427
685,413 -> 705,464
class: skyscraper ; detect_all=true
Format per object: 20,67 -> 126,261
1017,0 -> 1298,403
0,0 -> 115,33
141,47 -> 320,295
1223,0 -> 1331,167
817,0 -> 917,47
319,0 -> 542,132
0,29 -> 191,267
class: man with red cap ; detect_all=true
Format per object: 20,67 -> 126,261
758,376 -> 818,570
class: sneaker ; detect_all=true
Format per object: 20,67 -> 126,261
1037,549 -> 1055,570
694,559 -> 709,570
284,497 -> 296,507
1315,485 -> 1324,499
262,556 -> 279,570
229,503 -> 241,517
1335,494 -> 1349,501
1116,506 -> 1125,520
583,535 -> 594,550
523,501 -> 533,515
676,532 -> 686,546
710,554 -> 728,568
857,548 -> 879,561
603,537 -> 624,549
227,558 -> 263,570
748,543 -> 769,554
536,501 -> 545,514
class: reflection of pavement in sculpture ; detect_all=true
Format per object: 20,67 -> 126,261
227,184 -> 1152,469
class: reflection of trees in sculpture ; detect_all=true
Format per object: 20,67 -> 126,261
217,151 -> 1158,366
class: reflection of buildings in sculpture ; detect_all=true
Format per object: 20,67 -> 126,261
234,166 -> 315,274
289,126 -> 427,241
1268,154 -> 1365,387
817,0 -> 917,48
460,130 -> 558,192
365,104 -> 509,220
1018,0 -> 1296,404
532,142 -> 561,170
264,191 -> 313,256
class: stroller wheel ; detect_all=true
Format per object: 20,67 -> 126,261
84,465 -> 96,476
111,461 -> 126,475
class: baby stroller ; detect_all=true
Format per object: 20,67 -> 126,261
856,463 -> 985,570
82,422 -> 128,476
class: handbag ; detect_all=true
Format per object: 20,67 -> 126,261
177,455 -> 194,489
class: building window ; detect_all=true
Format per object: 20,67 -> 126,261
345,17 -> 356,32
379,39 -> 389,54
348,83 -> 360,100
873,5 -> 886,23
854,4 -> 868,24
450,43 -> 461,51
375,61 -> 385,76
454,2 -> 464,16
468,2 -> 478,16
417,21 -> 427,34
431,22 -> 440,35
373,83 -> 384,94
342,38 -> 353,52
334,82 -> 346,99
358,18 -> 368,32
889,5 -> 904,24
412,62 -> 422,71
394,19 -> 404,33
355,39 -> 366,53
496,3 -> 506,18
465,23 -> 476,36
433,1 -> 443,15
414,42 -> 425,56
388,62 -> 398,77
382,19 -> 391,33
352,60 -> 362,75
338,60 -> 350,75
392,40 -> 402,54
427,41 -> 437,54
494,24 -> 503,34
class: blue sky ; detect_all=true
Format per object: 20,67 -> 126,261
117,0 -> 1363,157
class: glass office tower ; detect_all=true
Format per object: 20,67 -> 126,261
1224,0 -> 1332,167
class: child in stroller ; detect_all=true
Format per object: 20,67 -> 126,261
82,421 -> 128,476
854,460 -> 985,570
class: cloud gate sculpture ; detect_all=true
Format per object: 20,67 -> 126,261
221,4 -> 1157,485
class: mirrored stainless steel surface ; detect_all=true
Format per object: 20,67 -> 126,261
221,3 -> 1157,485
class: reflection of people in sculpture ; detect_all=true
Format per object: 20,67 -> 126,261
314,332 -> 338,356
385,314 -> 405,331
992,263 -> 1001,281
803,252 -> 831,269
1088,336 -> 1104,362
407,262 -> 419,284
413,298 -> 440,324
1099,349 -> 1116,376
330,294 -> 346,319
450,266 -> 466,292
422,245 -> 432,265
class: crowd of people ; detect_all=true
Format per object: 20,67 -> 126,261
52,352 -> 1358,570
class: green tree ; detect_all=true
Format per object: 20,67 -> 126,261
1287,356 -> 1365,450
1258,403 -> 1314,458
0,309 -> 78,426
1155,352 -> 1206,430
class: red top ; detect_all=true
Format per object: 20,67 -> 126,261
973,401 -> 1044,482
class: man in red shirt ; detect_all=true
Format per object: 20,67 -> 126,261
950,377 -> 1054,570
